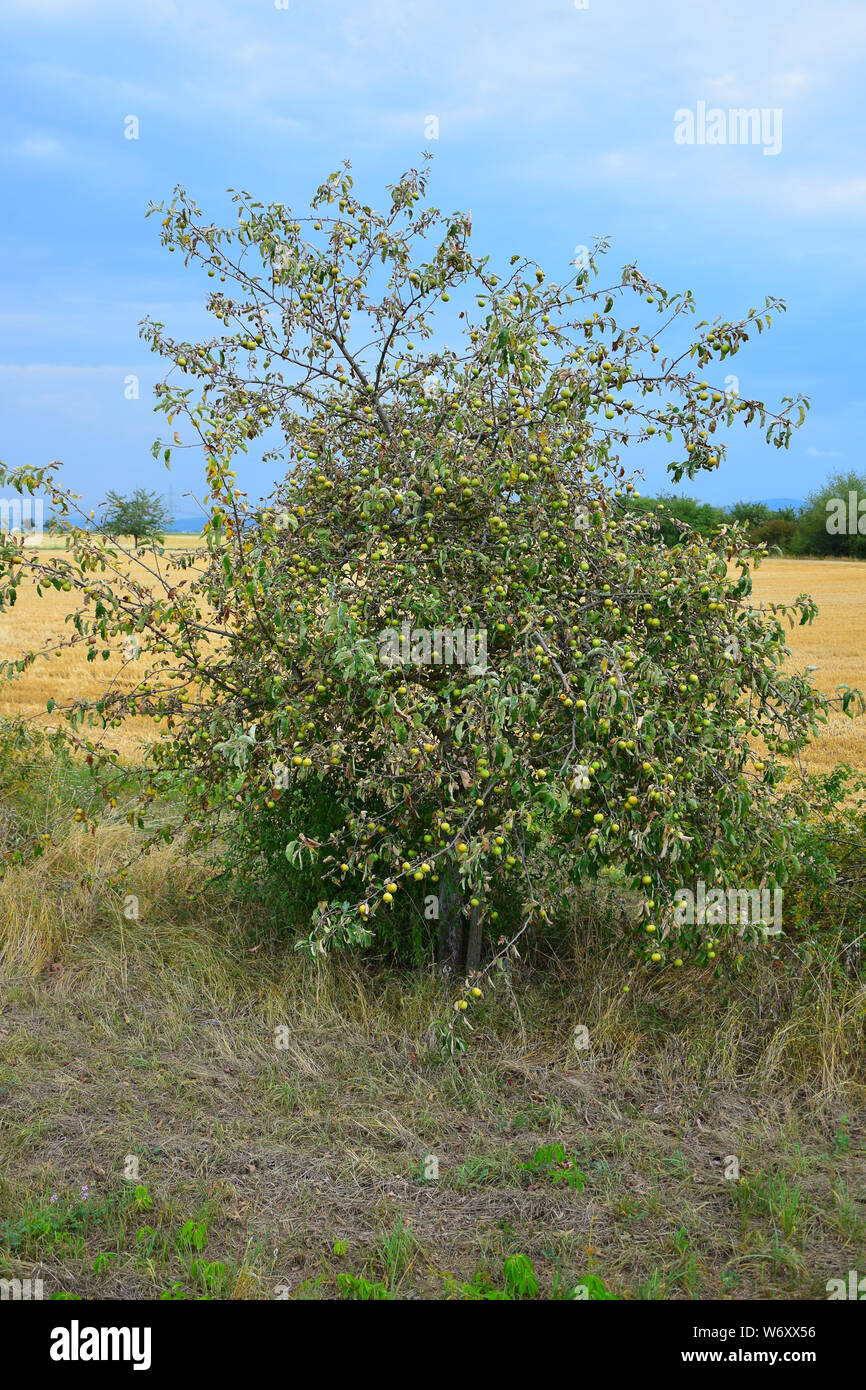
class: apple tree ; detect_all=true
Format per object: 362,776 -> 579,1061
102,488 -> 172,549
0,161 -> 835,997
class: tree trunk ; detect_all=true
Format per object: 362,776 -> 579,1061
465,904 -> 482,975
436,863 -> 465,977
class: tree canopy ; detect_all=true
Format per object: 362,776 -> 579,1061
103,488 -> 171,547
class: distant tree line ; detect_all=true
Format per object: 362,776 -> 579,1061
627,470 -> 866,558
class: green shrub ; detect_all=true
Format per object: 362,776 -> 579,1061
750,517 -> 796,549
782,766 -> 866,965
790,471 -> 866,559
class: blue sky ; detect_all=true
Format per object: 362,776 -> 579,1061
1,0 -> 864,515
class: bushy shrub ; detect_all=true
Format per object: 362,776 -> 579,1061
750,517 -> 796,550
790,471 -> 866,559
782,766 -> 866,970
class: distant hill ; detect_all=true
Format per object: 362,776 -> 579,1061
164,516 -> 207,532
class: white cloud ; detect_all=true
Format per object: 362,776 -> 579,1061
708,72 -> 743,98
0,364 -> 133,376
778,175 -> 866,215
774,69 -> 811,97
8,134 -> 64,160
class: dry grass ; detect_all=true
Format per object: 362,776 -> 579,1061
747,557 -> 866,774
0,822 -> 864,1301
0,536 -> 202,760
